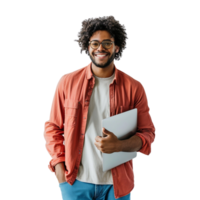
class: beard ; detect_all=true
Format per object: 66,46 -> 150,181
89,51 -> 115,69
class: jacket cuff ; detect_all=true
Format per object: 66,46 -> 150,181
135,132 -> 149,156
48,155 -> 66,172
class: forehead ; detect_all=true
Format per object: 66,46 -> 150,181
90,30 -> 114,41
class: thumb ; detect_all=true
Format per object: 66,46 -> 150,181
102,127 -> 111,134
102,128 -> 108,137
102,128 -> 108,132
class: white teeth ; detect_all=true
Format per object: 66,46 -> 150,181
96,54 -> 107,57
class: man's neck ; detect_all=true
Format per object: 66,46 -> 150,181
91,63 -> 115,78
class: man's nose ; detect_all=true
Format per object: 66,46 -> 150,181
97,43 -> 105,51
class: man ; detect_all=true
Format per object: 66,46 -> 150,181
44,16 -> 155,200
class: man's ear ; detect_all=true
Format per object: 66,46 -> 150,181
115,46 -> 119,53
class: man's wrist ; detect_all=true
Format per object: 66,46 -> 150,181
117,140 -> 122,152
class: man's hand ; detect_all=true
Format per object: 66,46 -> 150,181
94,127 -> 121,154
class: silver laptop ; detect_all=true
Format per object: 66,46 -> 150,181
102,108 -> 137,171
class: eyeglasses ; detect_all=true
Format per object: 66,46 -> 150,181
88,40 -> 114,50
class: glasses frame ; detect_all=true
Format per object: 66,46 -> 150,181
88,40 -> 115,50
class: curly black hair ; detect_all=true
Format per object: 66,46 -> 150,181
75,16 -> 128,60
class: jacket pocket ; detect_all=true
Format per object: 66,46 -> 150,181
64,99 -> 80,127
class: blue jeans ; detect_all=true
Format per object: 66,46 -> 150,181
59,179 -> 131,200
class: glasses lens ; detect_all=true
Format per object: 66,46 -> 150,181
91,41 -> 112,49
91,41 -> 99,49
103,41 -> 112,49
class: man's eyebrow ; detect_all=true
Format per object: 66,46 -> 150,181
91,39 -> 113,42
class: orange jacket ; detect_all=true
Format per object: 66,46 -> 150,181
44,62 -> 155,199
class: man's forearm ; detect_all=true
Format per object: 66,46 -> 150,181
117,135 -> 143,152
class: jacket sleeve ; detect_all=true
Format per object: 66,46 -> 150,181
44,75 -> 66,173
134,82 -> 156,155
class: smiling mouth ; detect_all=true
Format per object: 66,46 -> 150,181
94,54 -> 109,59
